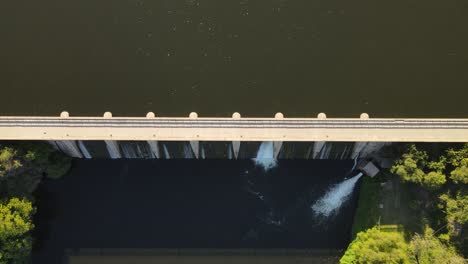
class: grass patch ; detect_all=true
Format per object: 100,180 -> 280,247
397,183 -> 427,240
379,224 -> 402,233
351,175 -> 382,238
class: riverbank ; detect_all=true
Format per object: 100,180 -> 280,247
350,174 -> 382,237
350,170 -> 424,238
349,143 -> 468,260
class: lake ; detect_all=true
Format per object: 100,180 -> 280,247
1,0 -> 467,117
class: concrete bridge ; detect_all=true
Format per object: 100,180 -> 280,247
0,111 -> 467,159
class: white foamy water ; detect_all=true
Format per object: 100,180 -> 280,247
121,144 -> 137,159
312,173 -> 363,217
201,146 -> 206,159
183,143 -> 194,159
254,141 -> 277,171
163,144 -> 171,159
227,145 -> 233,160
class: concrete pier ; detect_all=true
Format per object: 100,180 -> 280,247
54,140 -> 83,158
272,113 -> 284,158
312,142 -> 326,159
232,141 -> 241,159
77,141 -> 92,159
105,140 -> 121,159
351,142 -> 390,159
190,141 -> 199,159
361,142 -> 389,157
273,141 -> 283,158
351,142 -> 367,159
147,141 -> 160,159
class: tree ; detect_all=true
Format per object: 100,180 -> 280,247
0,142 -> 72,197
0,198 -> 35,264
423,171 -> 447,190
450,166 -> 468,185
409,227 -> 464,264
0,147 -> 22,178
391,145 -> 446,190
446,144 -> 468,168
447,144 -> 468,184
439,190 -> 468,236
17,142 -> 72,179
340,227 -> 410,264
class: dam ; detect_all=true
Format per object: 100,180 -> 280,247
1,111 -> 467,160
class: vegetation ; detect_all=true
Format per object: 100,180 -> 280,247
408,227 -> 465,264
351,175 -> 381,237
341,226 -> 465,264
439,190 -> 468,238
0,142 -> 71,197
0,198 -> 35,264
392,144 -> 468,244
345,144 -> 468,263
446,146 -> 468,184
391,145 -> 446,190
0,142 -> 72,263
341,227 -> 409,264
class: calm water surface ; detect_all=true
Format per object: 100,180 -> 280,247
33,159 -> 357,263
1,0 -> 467,117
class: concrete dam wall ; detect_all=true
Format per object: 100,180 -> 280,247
1,111 -> 467,159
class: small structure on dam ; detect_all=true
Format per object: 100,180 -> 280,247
359,162 -> 380,177
0,111 -> 467,160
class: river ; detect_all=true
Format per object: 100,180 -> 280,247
33,159 -> 358,263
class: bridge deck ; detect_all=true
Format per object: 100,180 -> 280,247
0,116 -> 467,142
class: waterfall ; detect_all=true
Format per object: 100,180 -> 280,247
306,145 -> 313,159
254,142 -> 277,171
351,155 -> 359,171
163,144 -> 171,159
311,173 -> 363,217
319,143 -> 332,159
201,145 -> 206,159
120,142 -> 152,159
340,145 -> 349,160
121,144 -> 137,159
183,143 -> 194,159
78,141 -> 92,159
147,141 -> 160,159
136,144 -> 145,158
105,140 -> 122,159
227,144 -> 233,159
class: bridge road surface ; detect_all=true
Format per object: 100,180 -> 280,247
0,116 -> 467,142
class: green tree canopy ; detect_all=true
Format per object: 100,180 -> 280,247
0,142 -> 72,197
0,147 -> 22,178
391,145 -> 446,190
450,165 -> 468,185
439,190 -> 468,235
0,198 -> 35,264
409,227 -> 465,264
340,227 -> 410,264
446,144 -> 468,167
446,144 -> 468,184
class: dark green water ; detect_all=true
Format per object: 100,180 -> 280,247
1,0 -> 467,117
